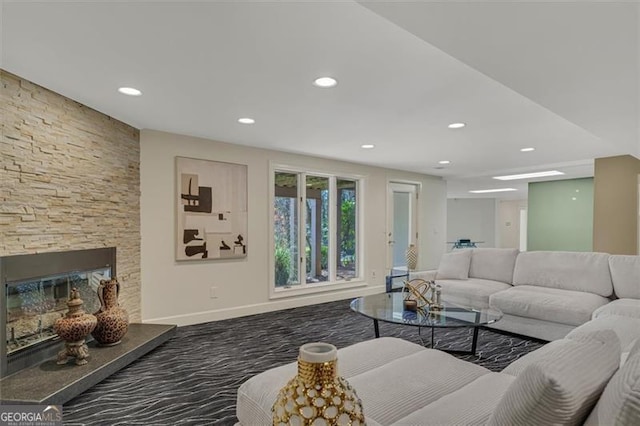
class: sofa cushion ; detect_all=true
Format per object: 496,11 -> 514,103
436,249 -> 472,279
513,251 -> 613,297
567,314 -> 640,363
236,337 -> 424,426
488,330 -> 620,426
469,248 -> 519,284
608,255 -> 640,299
593,298 -> 640,320
490,285 -> 610,326
437,278 -> 512,309
630,338 -> 640,358
502,339 -> 577,377
503,329 -> 621,377
348,348 -> 490,425
392,373 -> 515,426
585,347 -> 640,425
488,313 -> 575,342
622,339 -> 640,366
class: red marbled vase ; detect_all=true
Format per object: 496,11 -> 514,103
92,278 -> 129,346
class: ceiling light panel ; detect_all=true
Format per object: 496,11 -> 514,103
493,170 -> 565,181
238,117 -> 255,124
448,122 -> 465,129
469,188 -> 517,194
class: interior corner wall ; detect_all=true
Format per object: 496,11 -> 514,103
527,178 -> 593,252
593,155 -> 640,255
0,70 -> 141,321
446,198 -> 496,248
419,179 -> 447,269
497,199 -> 528,249
140,129 -> 447,325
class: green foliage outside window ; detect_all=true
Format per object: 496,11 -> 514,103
275,244 -> 291,286
340,196 -> 356,263
274,174 -> 358,285
305,245 -> 328,273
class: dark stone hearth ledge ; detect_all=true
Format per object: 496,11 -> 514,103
0,323 -> 176,405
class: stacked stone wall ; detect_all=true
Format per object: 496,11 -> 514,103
0,70 -> 141,321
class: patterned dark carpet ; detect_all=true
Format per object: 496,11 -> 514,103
61,299 -> 545,425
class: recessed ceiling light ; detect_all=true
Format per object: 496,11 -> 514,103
313,77 -> 338,88
118,87 -> 142,96
520,147 -> 535,152
238,117 -> 255,124
438,160 -> 451,165
493,170 -> 565,181
361,144 -> 375,149
448,122 -> 465,129
469,188 -> 517,194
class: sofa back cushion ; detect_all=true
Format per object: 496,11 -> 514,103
585,340 -> 640,425
469,248 -> 519,284
489,329 -> 620,426
512,251 -> 613,297
436,249 -> 471,280
608,255 -> 640,299
592,298 -> 640,321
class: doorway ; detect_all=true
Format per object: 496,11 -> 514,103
387,182 -> 419,273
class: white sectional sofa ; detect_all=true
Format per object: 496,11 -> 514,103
237,328 -> 640,425
237,249 -> 640,425
415,249 -> 637,341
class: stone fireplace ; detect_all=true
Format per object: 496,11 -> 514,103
0,247 -> 116,378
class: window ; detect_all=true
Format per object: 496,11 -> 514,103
273,169 -> 360,291
337,179 -> 357,281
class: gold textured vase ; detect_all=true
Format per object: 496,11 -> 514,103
272,342 -> 365,426
405,244 -> 417,271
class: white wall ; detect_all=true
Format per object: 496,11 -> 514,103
140,130 -> 446,325
446,198 -> 496,249
497,199 -> 528,249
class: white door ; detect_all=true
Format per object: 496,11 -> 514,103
387,182 -> 419,273
519,208 -> 528,252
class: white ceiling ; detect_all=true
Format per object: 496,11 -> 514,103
2,0 -> 638,199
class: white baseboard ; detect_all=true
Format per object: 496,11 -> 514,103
143,285 -> 386,327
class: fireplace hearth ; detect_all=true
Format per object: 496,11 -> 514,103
1,248 -> 116,378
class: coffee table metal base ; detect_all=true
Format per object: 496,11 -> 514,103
370,318 -> 481,356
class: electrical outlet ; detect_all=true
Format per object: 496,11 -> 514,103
210,286 -> 218,299
371,270 -> 376,280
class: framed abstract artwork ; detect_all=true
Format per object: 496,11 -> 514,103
176,156 -> 248,260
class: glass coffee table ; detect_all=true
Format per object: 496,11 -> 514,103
350,292 -> 502,355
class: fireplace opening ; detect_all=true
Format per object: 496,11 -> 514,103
1,247 -> 116,378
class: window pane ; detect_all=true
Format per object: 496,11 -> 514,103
274,172 -> 299,287
393,192 -> 411,268
305,176 -> 329,283
337,179 -> 357,281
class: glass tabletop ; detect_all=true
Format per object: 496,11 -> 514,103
350,292 -> 502,328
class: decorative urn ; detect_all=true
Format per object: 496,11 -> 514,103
54,288 -> 97,366
272,342 -> 365,426
92,278 -> 129,345
405,244 -> 418,271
